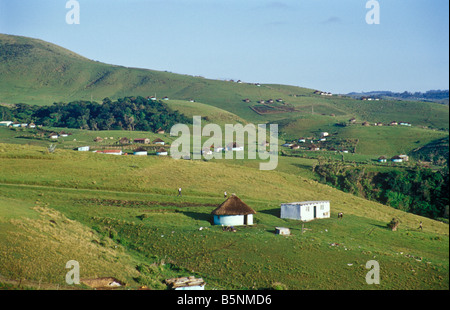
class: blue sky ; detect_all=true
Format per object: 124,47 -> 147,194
0,0 -> 448,93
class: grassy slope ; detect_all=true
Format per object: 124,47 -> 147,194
0,143 -> 448,290
1,33 -> 449,129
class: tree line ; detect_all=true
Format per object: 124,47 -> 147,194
314,161 -> 449,221
0,96 -> 190,132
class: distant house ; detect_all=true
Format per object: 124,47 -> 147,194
20,123 -> 28,127
243,99 -> 251,103
298,138 -> 306,143
281,201 -> 330,222
119,137 -> 131,144
276,98 -> 283,103
77,146 -> 90,152
398,154 -> 409,162
211,195 -> 256,226
0,121 -> 12,127
309,144 -> 320,151
12,122 -> 21,127
378,156 -> 387,163
152,138 -> 165,145
290,144 -> 300,150
95,150 -> 123,155
59,131 -> 69,137
374,122 -> 383,126
133,147 -> 148,156
282,143 -> 293,147
399,122 -> 411,127
390,121 -> 398,126
156,148 -> 168,156
362,121 -> 370,127
202,148 -> 213,156
28,123 -> 36,128
134,138 -> 151,144
49,133 -> 59,139
226,142 -> 243,151
320,132 -> 329,137
258,100 -> 265,104
94,137 -> 103,143
156,127 -> 165,134
319,138 -> 326,142
349,118 -> 356,124
342,149 -> 349,153
267,99 -> 274,104
391,155 -> 403,163
189,99 -> 195,103
162,96 -> 169,100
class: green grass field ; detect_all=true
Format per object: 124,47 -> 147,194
0,143 -> 448,290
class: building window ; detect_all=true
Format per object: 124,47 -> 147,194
305,207 -> 310,212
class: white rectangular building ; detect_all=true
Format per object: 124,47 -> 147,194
281,201 -> 330,222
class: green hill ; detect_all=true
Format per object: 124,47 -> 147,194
1,33 -> 449,129
0,143 -> 448,290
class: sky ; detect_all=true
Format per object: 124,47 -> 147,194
0,0 -> 448,94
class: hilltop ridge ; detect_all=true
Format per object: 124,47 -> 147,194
1,33 -> 449,129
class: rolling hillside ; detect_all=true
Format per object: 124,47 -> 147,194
1,33 -> 449,129
0,33 -> 449,291
0,144 -> 448,290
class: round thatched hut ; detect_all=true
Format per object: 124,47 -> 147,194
211,195 -> 256,226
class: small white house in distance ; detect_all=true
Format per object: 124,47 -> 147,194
281,201 -> 330,222
0,121 -> 12,127
226,142 -> 244,151
391,155 -> 403,163
202,148 -> 213,156
78,146 -> 90,152
152,138 -> 165,145
156,148 -> 168,156
133,147 -> 148,156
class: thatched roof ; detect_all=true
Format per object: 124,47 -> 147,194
211,195 -> 256,216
